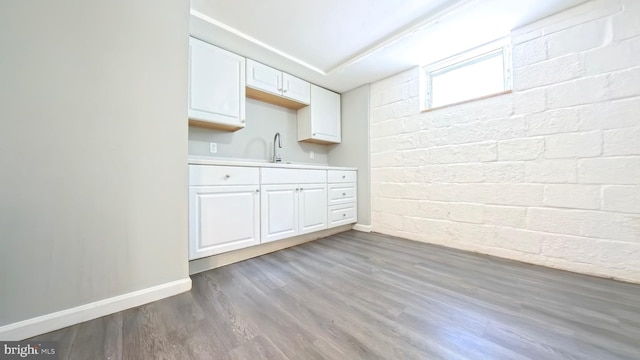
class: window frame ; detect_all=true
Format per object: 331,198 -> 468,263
421,37 -> 513,111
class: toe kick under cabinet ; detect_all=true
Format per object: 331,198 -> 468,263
188,163 -> 357,260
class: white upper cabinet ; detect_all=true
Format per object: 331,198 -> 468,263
246,59 -> 311,106
297,84 -> 341,144
282,73 -> 311,104
188,37 -> 246,131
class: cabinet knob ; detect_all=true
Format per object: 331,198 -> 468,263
225,174 -> 230,179
313,133 -> 316,136
296,188 -> 299,191
343,213 -> 346,217
342,193 -> 346,196
255,189 -> 260,193
342,175 -> 346,179
300,188 -> 304,191
241,119 -> 246,123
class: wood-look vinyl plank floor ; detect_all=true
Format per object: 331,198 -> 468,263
30,231 -> 640,359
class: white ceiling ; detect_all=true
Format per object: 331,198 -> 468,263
190,0 -> 588,93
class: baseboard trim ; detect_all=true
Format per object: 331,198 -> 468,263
0,278 -> 192,341
352,224 -> 372,232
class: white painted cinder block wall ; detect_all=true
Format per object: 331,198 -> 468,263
369,0 -> 640,283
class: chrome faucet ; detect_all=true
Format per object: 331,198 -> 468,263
273,132 -> 282,163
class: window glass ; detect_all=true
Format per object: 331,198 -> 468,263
423,41 -> 511,109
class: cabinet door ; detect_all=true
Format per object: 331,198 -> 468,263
261,184 -> 298,243
282,73 -> 310,104
246,59 -> 282,96
311,85 -> 341,143
298,183 -> 328,235
188,37 -> 246,129
189,185 -> 260,260
297,85 -> 341,144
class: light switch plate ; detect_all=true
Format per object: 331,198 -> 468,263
209,142 -> 217,153
310,151 -> 315,159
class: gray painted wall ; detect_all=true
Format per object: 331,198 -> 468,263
189,98 -> 330,164
0,1 -> 190,326
329,85 -> 371,226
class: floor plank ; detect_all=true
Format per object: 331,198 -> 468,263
29,231 -> 640,359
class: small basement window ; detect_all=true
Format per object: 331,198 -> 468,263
422,38 -> 512,110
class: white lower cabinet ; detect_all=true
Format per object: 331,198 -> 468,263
188,164 -> 354,259
261,168 -> 328,243
260,184 -> 298,243
189,165 -> 260,260
327,170 -> 358,228
189,185 -> 260,260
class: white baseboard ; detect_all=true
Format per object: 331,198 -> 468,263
0,278 -> 192,341
352,223 -> 372,232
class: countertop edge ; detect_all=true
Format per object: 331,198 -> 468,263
188,157 -> 358,171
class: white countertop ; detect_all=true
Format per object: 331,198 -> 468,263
188,156 -> 357,171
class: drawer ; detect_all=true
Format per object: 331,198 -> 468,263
328,183 -> 357,205
328,204 -> 357,228
261,168 -> 326,184
328,170 -> 357,183
189,165 -> 259,186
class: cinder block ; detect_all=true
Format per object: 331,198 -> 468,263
527,207 -> 584,236
493,227 -> 543,254
580,210 -> 640,242
423,95 -> 513,128
541,234 -> 640,269
608,66 -> 640,99
484,184 -> 544,207
427,142 -> 497,165
370,68 -> 418,108
446,221 -> 497,245
418,201 -> 450,220
585,36 -> 640,76
372,211 -> 405,231
513,88 -> 546,115
448,203 -> 484,224
602,185 -> 640,213
498,138 -> 544,161
481,162 -> 526,183
543,184 -> 601,209
484,206 -> 527,228
612,1 -> 640,41
547,17 -> 611,58
604,126 -> 640,156
512,37 -> 547,68
524,159 -> 578,183
525,108 -> 580,136
447,117 -> 526,145
420,164 -> 485,183
529,207 -> 640,242
579,97 -> 640,131
544,131 -> 602,159
578,156 -> 640,184
547,75 -> 609,109
418,128 -> 450,147
514,53 -> 583,91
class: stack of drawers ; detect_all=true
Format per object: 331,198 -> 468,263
327,170 -> 357,228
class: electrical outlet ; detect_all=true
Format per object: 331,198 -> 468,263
209,142 -> 217,153
309,151 -> 315,159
